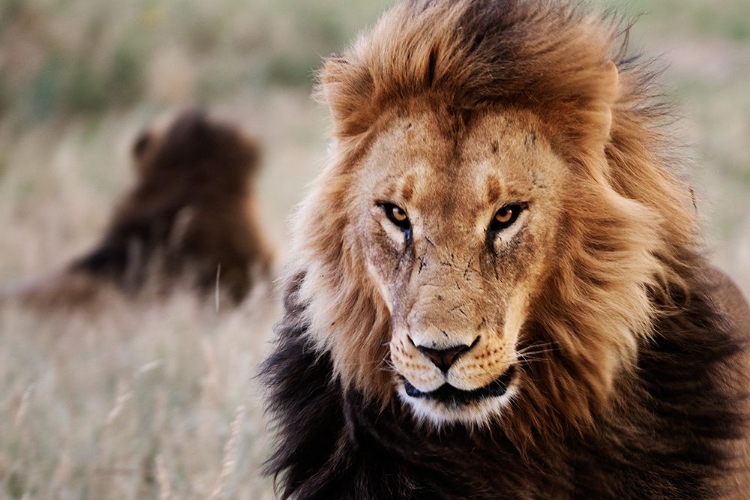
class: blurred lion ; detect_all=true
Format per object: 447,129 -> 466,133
4,109 -> 273,310
262,1 -> 750,499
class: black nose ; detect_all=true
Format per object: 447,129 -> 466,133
416,342 -> 474,373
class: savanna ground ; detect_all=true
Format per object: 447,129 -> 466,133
0,0 -> 748,498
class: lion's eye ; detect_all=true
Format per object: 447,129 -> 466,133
382,203 -> 411,231
489,204 -> 523,232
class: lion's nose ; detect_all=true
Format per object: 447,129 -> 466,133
413,338 -> 478,373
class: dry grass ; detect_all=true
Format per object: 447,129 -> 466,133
0,286 -> 279,499
0,0 -> 748,498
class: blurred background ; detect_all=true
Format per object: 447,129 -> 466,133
0,0 -> 748,498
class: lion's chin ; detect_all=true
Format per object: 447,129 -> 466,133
403,364 -> 517,406
398,366 -> 519,427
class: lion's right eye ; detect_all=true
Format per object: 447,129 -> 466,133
382,203 -> 411,231
488,204 -> 523,233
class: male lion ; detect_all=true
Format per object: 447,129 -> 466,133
5,109 -> 273,310
262,1 -> 750,498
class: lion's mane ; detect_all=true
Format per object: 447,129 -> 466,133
262,1 -> 750,498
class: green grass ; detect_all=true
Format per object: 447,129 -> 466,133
0,0 -> 391,123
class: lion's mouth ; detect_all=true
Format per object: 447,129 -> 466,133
402,365 -> 517,407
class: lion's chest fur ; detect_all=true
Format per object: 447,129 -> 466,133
262,276 -> 746,500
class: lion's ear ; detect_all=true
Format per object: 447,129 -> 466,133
319,55 -> 352,124
550,60 -> 619,163
318,54 -> 375,137
241,136 -> 262,176
599,61 -> 619,140
131,130 -> 154,179
132,130 -> 152,161
570,60 -> 619,150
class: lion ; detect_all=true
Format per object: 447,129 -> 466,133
261,1 -> 750,499
4,109 -> 273,310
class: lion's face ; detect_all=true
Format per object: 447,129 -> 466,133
288,0 -> 687,439
354,105 -> 570,425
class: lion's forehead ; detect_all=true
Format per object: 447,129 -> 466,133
362,108 -> 560,214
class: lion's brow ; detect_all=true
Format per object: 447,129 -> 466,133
400,174 -> 417,203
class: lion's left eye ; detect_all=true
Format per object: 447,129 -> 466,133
489,204 -> 523,232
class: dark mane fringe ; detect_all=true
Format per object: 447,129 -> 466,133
263,263 -> 746,500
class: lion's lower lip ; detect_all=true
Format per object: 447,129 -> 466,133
403,364 -> 517,406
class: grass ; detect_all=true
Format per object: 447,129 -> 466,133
0,0 -> 392,122
0,288 -> 279,499
0,0 -> 748,498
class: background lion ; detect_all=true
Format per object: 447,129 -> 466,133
3,109 -> 273,310
262,1 -> 750,498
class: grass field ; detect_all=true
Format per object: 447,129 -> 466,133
0,0 -> 748,498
